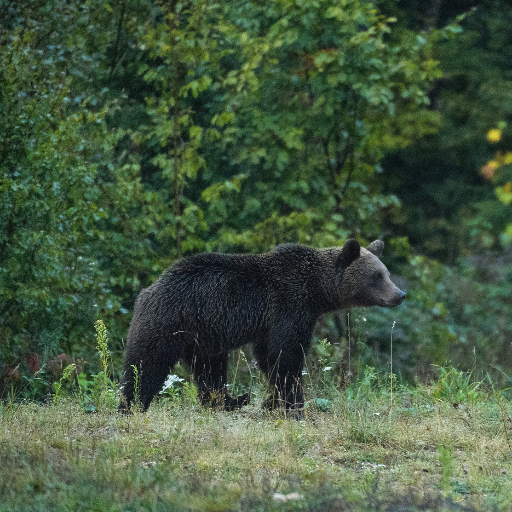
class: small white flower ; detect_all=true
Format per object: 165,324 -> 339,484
302,370 -> 308,375
160,374 -> 184,393
323,366 -> 332,372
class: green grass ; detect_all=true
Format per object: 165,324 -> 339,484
1,375 -> 511,511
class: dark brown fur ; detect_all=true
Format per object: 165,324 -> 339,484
119,240 -> 405,413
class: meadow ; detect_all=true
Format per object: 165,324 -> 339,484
1,361 -> 511,512
3,3 -> 512,510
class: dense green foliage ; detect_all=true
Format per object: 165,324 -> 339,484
2,0 -> 512,398
382,0 -> 512,260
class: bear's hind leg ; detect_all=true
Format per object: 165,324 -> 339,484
120,347 -> 180,413
189,351 -> 249,410
140,356 -> 175,411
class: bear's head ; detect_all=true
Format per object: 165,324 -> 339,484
334,239 -> 406,309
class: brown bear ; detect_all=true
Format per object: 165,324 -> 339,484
119,239 -> 405,414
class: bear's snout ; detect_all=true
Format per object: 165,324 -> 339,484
391,289 -> 406,307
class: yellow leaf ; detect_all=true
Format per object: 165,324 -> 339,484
487,129 -> 502,143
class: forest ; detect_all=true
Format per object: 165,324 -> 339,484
3,1 -> 512,510
3,0 -> 512,396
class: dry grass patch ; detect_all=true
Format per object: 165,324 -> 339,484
1,384 -> 511,511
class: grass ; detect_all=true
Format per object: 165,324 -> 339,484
1,373 -> 512,511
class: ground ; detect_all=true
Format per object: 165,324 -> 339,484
1,380 -> 511,511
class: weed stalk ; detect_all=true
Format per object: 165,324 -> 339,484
390,321 -> 395,414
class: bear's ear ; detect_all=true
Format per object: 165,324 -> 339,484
366,240 -> 384,258
336,239 -> 360,269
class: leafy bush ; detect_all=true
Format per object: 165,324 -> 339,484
355,254 -> 512,388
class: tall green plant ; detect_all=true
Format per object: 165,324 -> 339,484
53,364 -> 76,404
95,319 -> 111,389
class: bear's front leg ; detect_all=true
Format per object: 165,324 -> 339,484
263,373 -> 304,415
262,340 -> 306,416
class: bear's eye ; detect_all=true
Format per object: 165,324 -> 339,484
374,272 -> 383,281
